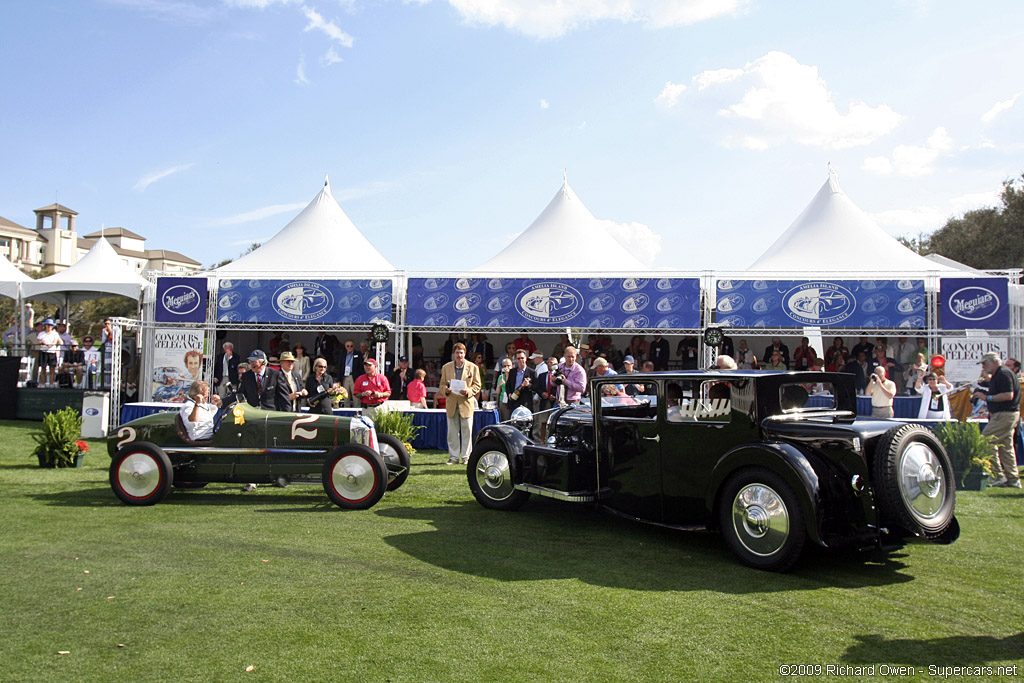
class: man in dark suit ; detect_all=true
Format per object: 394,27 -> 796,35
274,351 -> 307,412
505,348 -> 537,413
214,341 -> 241,400
240,350 -> 278,410
312,332 -> 336,367
762,338 -> 791,369
336,339 -> 363,407
649,334 -> 670,371
387,356 -> 412,400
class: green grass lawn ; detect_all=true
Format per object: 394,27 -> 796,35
1,419 -> 1022,682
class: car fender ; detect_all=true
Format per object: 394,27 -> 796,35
474,423 -> 533,479
705,441 -> 825,546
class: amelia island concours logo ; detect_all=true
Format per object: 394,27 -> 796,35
162,285 -> 201,316
949,286 -> 1000,321
515,282 -> 584,324
782,282 -> 856,325
272,282 -> 335,321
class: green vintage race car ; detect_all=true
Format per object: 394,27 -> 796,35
107,402 -> 410,509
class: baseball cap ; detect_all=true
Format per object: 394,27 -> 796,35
529,352 -> 543,359
399,355 -> 408,362
592,357 -> 609,368
363,358 -> 377,367
248,349 -> 267,362
979,351 -> 1002,363
624,355 -> 635,364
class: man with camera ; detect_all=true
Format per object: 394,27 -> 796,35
180,380 -> 222,441
973,351 -> 1021,488
554,346 -> 587,406
864,366 -> 897,418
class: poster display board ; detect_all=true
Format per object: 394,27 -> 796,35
155,277 -> 208,323
407,277 -> 701,329
216,278 -> 392,324
150,328 -> 205,402
941,337 -> 1008,383
716,279 -> 926,328
939,277 -> 1009,330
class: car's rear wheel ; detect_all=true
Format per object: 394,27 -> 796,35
872,424 -> 956,538
719,467 -> 806,572
322,444 -> 388,510
377,433 -> 411,492
110,443 -> 173,506
467,438 -> 530,511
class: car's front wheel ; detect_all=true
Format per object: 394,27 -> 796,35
872,424 -> 956,538
110,443 -> 173,506
467,438 -> 530,511
377,433 -> 411,492
719,467 -> 806,572
322,444 -> 388,510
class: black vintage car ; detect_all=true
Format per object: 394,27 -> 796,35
467,371 -> 959,571
108,403 -> 410,509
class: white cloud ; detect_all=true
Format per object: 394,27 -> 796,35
211,202 -> 308,226
320,46 -> 343,66
133,163 -> 195,192
654,81 -> 687,108
872,190 -> 1001,233
302,5 -> 354,47
600,219 -> 661,266
539,98 -> 549,109
678,51 -> 902,150
861,126 -> 952,177
981,91 -> 1023,124
446,0 -> 744,39
294,55 -> 310,84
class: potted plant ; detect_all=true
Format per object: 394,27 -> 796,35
74,440 -> 89,468
932,420 -> 995,490
371,408 -> 423,455
31,407 -> 85,468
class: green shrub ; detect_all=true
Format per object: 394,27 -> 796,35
933,421 -> 995,486
371,409 -> 423,453
31,407 -> 84,468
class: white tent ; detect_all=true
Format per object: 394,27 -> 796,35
215,176 -> 395,275
472,178 -> 652,274
0,252 -> 29,300
747,171 -> 957,274
21,236 -> 149,304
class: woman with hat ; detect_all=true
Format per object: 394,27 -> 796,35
36,319 -> 61,387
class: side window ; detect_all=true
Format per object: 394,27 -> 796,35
598,382 -> 658,420
665,380 -> 731,423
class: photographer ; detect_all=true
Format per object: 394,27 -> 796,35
555,346 -> 587,406
864,366 -> 897,418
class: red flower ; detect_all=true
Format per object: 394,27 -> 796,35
76,440 -> 89,453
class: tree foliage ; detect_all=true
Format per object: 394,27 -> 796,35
920,173 -> 1024,269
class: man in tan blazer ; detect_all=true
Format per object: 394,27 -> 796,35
440,341 -> 482,465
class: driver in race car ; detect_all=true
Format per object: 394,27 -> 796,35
180,380 -> 222,441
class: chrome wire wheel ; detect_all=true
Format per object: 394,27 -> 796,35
328,454 -> 379,503
116,452 -> 164,500
897,442 -> 946,523
475,450 -> 514,502
730,483 -> 791,557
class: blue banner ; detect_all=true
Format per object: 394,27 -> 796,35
715,279 -> 926,328
407,277 -> 701,329
940,277 -> 1008,329
216,278 -> 392,324
155,277 -> 208,323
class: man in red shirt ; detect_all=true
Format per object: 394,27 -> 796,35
354,358 -> 391,420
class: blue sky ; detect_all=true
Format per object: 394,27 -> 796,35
2,0 -> 1022,271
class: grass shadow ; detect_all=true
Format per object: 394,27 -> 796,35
29,484 -> 342,510
842,632 -> 1024,666
378,499 -> 915,593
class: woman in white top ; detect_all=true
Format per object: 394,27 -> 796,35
916,372 -> 953,420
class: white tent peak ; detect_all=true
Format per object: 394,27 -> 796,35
746,171 -> 957,274
216,178 -> 395,274
473,177 -> 652,274
22,236 -> 149,304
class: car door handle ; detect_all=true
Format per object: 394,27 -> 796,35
642,435 -> 660,442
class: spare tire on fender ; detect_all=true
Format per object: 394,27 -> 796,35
872,423 -> 956,538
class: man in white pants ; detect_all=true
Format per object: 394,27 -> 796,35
440,342 -> 482,465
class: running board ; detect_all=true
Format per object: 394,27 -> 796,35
514,483 -> 613,502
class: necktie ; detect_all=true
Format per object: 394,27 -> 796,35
257,373 -> 264,397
